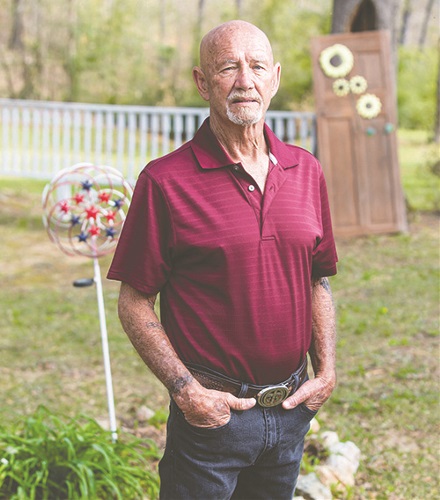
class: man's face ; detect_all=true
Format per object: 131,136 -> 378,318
194,26 -> 281,127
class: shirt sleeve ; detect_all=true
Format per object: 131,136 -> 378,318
107,169 -> 173,294
312,167 -> 338,278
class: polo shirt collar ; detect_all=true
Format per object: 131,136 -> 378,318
191,118 -> 299,170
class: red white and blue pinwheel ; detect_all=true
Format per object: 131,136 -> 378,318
42,163 -> 132,258
42,163 -> 133,442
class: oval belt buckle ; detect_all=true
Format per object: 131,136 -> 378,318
256,385 -> 290,407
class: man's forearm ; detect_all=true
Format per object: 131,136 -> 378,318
310,277 -> 337,383
117,282 -> 194,396
117,282 -> 256,426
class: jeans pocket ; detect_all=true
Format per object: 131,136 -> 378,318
185,417 -> 232,436
298,402 -> 319,419
172,400 -> 233,436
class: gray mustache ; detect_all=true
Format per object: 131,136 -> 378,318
228,93 -> 262,103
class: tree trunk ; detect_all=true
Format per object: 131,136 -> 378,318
158,0 -> 166,80
64,0 -> 79,102
9,0 -> 24,50
0,47 -> 17,97
399,0 -> 412,46
235,0 -> 243,18
192,0 -> 206,67
332,0 -> 401,34
418,0 -> 435,49
331,0 -> 401,68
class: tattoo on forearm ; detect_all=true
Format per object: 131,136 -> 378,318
312,277 -> 334,307
169,375 -> 194,395
318,277 -> 331,294
145,321 -> 165,332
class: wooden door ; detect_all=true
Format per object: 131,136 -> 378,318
311,31 -> 407,237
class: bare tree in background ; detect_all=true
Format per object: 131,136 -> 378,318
331,0 -> 439,142
419,0 -> 435,49
192,0 -> 206,67
8,0 -> 24,50
331,0 -> 401,64
399,0 -> 412,45
7,0 -> 41,98
64,0 -> 78,101
159,0 -> 166,80
235,0 -> 243,18
332,0 -> 401,33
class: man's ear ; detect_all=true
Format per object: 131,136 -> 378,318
192,67 -> 210,102
271,62 -> 281,98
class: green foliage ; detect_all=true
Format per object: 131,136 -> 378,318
148,409 -> 169,429
398,129 -> 440,211
72,0 -> 146,104
0,406 -> 160,500
3,0 -> 439,124
328,215 -> 439,498
256,0 -> 332,109
300,436 -> 329,474
397,46 -> 438,131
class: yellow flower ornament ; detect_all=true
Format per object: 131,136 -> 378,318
319,44 -> 354,78
319,44 -> 384,121
333,79 -> 350,96
350,75 -> 368,94
356,94 -> 382,119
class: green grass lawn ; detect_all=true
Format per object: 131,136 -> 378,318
1,129 -> 439,499
328,219 -> 439,498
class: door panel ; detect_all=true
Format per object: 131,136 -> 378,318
311,31 -> 407,236
318,116 -> 360,228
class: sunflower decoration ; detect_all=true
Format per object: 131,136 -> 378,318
333,78 -> 350,97
350,75 -> 368,94
356,93 -> 382,119
319,44 -> 354,79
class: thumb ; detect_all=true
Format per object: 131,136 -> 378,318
282,383 -> 310,410
226,394 -> 256,411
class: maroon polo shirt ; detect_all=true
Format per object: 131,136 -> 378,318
108,119 -> 337,385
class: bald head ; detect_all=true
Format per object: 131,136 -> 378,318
199,21 -> 274,74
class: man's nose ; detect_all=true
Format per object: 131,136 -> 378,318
234,67 -> 254,89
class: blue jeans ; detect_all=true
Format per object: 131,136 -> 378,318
159,398 -> 317,500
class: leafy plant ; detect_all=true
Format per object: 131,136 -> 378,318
300,435 -> 329,474
398,129 -> 440,212
148,409 -> 169,429
0,406 -> 160,500
397,46 -> 438,131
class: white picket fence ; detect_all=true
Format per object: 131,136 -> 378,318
0,98 -> 316,184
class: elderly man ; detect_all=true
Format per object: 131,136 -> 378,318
108,20 -> 337,500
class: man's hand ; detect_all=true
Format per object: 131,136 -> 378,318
281,373 -> 336,411
173,380 -> 256,428
118,283 -> 256,428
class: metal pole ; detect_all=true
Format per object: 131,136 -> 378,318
93,256 -> 118,442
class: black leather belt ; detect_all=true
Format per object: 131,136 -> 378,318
186,358 -> 308,408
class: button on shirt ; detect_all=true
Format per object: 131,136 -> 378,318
108,118 -> 338,385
